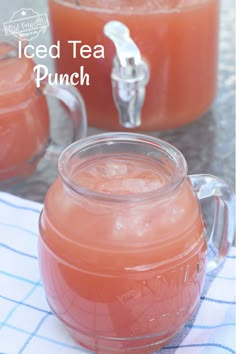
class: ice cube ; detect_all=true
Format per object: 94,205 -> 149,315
90,161 -> 128,178
104,162 -> 128,177
169,207 -> 185,223
97,178 -> 163,194
112,216 -> 126,240
122,178 -> 162,193
112,211 -> 152,240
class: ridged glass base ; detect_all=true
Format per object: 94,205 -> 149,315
68,325 -> 181,354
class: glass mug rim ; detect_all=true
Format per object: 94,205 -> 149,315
58,132 -> 188,203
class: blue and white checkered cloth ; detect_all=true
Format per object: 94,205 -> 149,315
0,192 -> 235,354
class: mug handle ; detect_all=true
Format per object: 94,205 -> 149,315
189,174 -> 235,272
41,81 -> 87,157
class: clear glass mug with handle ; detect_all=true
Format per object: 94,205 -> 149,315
0,36 -> 87,186
38,132 -> 235,354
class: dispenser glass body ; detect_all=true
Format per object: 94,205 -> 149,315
48,0 -> 220,131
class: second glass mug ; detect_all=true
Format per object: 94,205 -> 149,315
48,0 -> 220,130
0,37 -> 87,185
38,133 -> 235,354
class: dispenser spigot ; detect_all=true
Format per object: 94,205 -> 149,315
104,21 -> 149,129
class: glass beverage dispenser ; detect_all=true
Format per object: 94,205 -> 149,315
48,0 -> 219,130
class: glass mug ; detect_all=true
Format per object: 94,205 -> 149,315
0,37 -> 87,186
39,133 -> 235,354
48,0 -> 220,130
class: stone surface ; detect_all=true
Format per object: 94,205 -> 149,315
0,0 -> 235,203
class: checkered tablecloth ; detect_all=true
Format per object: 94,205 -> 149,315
0,192 -> 235,354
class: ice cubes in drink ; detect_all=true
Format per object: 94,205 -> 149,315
76,157 -> 169,195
